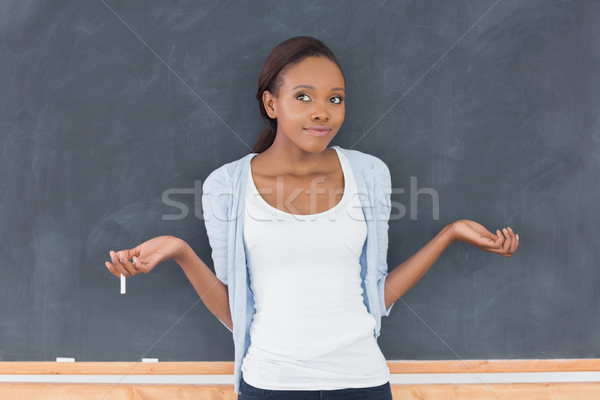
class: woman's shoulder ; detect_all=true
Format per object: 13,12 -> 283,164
202,152 -> 254,191
334,146 -> 389,175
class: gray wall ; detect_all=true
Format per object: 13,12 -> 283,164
1,0 -> 598,362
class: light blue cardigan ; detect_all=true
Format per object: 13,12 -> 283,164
201,145 -> 395,394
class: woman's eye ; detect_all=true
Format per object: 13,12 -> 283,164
296,94 -> 344,104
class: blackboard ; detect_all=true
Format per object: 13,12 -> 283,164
1,0 -> 598,363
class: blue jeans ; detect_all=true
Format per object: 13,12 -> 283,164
238,376 -> 393,399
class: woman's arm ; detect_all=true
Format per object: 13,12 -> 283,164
174,242 -> 233,331
383,224 -> 455,310
383,220 -> 519,309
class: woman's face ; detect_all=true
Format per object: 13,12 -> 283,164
263,56 -> 345,153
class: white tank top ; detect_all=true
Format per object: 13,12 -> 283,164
241,146 -> 390,390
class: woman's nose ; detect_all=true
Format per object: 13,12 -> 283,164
311,103 -> 329,120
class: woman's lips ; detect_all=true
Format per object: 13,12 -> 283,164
305,128 -> 331,137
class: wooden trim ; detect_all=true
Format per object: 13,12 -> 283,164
1,382 -> 599,399
387,359 -> 600,373
1,359 -> 599,374
391,383 -> 600,399
0,361 -> 233,375
0,383 -> 238,400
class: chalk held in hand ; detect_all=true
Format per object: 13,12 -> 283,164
121,274 -> 126,294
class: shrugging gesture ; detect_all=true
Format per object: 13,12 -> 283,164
383,220 -> 520,309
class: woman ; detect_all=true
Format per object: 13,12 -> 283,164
105,36 -> 519,399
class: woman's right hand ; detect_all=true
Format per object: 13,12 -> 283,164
104,235 -> 186,278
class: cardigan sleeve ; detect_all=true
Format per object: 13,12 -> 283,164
374,157 -> 395,317
201,168 -> 231,286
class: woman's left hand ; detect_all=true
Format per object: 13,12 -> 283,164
450,219 -> 519,257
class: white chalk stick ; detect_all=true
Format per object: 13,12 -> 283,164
142,358 -> 159,363
56,357 -> 75,362
121,274 -> 126,294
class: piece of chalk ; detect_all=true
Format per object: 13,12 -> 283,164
121,274 -> 126,294
56,357 -> 75,362
142,358 -> 159,363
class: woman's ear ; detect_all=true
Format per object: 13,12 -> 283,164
262,90 -> 276,119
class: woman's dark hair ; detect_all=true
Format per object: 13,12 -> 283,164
252,36 -> 345,153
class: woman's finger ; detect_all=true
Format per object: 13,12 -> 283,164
500,228 -> 509,251
110,250 -> 131,277
501,228 -> 513,256
495,229 -> 506,248
105,261 -> 119,277
128,254 -> 146,274
107,259 -> 127,277
507,227 -> 518,253
132,256 -> 149,274
505,227 -> 515,253
480,231 -> 503,254
115,251 -> 141,276
491,228 -> 509,256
